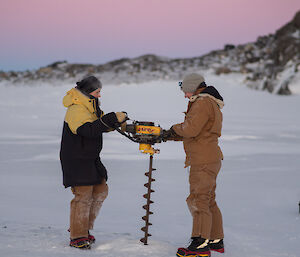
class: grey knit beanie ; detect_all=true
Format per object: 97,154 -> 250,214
181,73 -> 205,93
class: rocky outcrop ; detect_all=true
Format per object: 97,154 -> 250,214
243,11 -> 300,95
0,11 -> 299,95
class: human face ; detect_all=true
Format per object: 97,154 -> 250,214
90,88 -> 101,98
184,92 -> 193,99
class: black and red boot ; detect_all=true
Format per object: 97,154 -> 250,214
88,231 -> 95,244
209,239 -> 224,253
176,237 -> 211,257
69,237 -> 91,249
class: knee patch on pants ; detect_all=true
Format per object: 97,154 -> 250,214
187,193 -> 210,215
93,183 -> 108,202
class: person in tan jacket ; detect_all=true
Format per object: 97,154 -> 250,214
165,73 -> 225,257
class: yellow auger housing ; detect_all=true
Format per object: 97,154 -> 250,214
125,121 -> 162,155
136,124 -> 162,136
136,124 -> 161,154
139,143 -> 160,155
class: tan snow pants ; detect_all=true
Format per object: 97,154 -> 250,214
70,182 -> 108,239
186,161 -> 224,240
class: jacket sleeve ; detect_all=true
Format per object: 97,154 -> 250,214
76,119 -> 110,138
76,112 -> 119,138
172,98 -> 209,138
65,105 -> 117,138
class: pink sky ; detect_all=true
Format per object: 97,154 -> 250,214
0,0 -> 299,71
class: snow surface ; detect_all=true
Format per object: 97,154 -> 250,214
0,72 -> 300,257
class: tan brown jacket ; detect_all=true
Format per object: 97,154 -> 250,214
172,87 -> 224,167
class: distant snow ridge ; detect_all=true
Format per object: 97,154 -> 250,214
0,11 -> 299,95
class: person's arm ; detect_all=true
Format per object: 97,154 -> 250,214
162,128 -> 183,141
172,98 -> 209,138
77,112 -> 118,138
66,105 -> 118,138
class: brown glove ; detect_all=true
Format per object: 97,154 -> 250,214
120,121 -> 127,132
115,112 -> 127,123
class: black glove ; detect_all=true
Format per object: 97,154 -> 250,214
162,127 -> 178,142
101,112 -> 119,129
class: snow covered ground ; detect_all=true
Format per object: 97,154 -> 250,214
0,72 -> 300,257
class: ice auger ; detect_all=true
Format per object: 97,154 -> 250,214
116,120 -> 166,245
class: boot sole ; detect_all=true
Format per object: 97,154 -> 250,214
70,243 -> 91,249
210,248 -> 224,253
176,252 -> 211,257
89,239 -> 95,244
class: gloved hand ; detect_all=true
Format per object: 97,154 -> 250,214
101,112 -> 119,129
162,126 -> 183,142
115,112 -> 128,123
120,121 -> 127,132
115,112 -> 128,131
162,127 -> 176,142
101,112 -> 128,129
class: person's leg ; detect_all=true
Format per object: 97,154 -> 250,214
208,161 -> 224,253
88,181 -> 108,230
209,185 -> 224,239
186,162 -> 221,239
177,162 -> 222,257
70,185 -> 93,239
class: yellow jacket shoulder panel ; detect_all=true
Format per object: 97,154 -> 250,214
65,104 -> 98,134
62,88 -> 99,134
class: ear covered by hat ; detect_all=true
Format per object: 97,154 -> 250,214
76,76 -> 102,95
181,73 -> 205,93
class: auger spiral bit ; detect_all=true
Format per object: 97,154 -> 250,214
140,155 -> 156,245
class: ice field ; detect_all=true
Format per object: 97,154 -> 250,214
0,72 -> 300,257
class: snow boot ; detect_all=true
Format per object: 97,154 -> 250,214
209,239 -> 224,253
88,231 -> 95,244
176,237 -> 211,257
69,237 -> 91,249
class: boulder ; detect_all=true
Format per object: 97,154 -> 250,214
215,66 -> 232,75
224,44 -> 235,51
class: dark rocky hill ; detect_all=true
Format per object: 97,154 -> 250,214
1,11 -> 299,95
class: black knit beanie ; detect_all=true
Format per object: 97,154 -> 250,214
76,76 -> 102,95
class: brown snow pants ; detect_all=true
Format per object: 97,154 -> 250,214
186,161 -> 224,240
70,182 -> 108,239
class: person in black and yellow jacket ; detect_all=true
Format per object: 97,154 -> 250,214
60,76 -> 127,249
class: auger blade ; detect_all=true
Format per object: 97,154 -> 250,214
140,238 -> 148,244
144,183 -> 155,188
141,155 -> 156,245
141,227 -> 152,232
142,207 -> 153,214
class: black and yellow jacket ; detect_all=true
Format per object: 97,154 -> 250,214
60,88 -> 118,188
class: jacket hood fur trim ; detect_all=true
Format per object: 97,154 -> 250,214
189,86 -> 224,109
